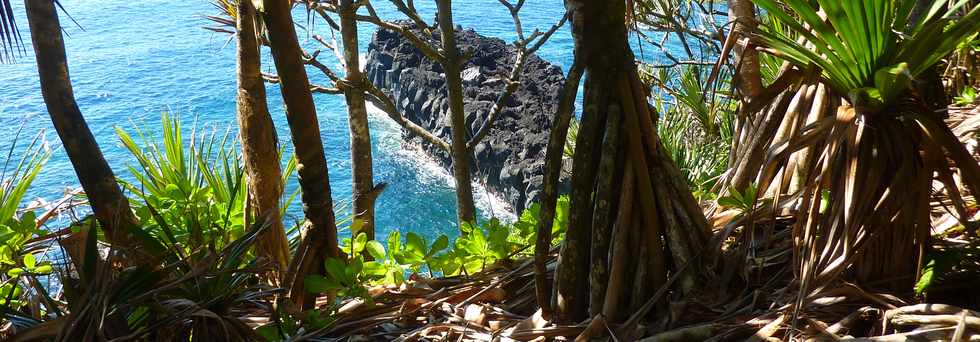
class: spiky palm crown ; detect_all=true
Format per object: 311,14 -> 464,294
752,0 -> 980,113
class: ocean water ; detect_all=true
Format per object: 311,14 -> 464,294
0,0 -> 576,242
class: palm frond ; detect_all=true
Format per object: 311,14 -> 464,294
0,0 -> 26,63
204,0 -> 238,34
753,0 -> 980,110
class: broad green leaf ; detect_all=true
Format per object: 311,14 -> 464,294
405,232 -> 425,255
6,268 -> 24,277
324,258 -> 347,283
34,264 -> 52,275
717,196 -> 741,209
362,261 -> 386,277
353,232 -> 368,254
347,257 -> 363,281
305,275 -> 341,293
22,253 -> 35,269
914,259 -> 935,296
349,219 -> 365,237
387,230 -> 401,256
429,235 -> 450,256
365,241 -> 386,260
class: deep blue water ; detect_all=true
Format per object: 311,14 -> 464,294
0,0 -> 578,242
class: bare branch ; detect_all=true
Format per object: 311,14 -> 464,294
497,0 -> 525,42
263,73 -> 343,94
361,81 -> 452,151
312,33 -> 347,71
293,1 -> 450,152
302,50 -> 344,84
466,58 -> 524,150
311,0 -> 445,62
386,0 -> 435,37
466,11 -> 568,150
526,13 -> 568,55
646,60 -> 716,68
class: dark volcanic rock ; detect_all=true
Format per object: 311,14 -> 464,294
365,24 -> 567,214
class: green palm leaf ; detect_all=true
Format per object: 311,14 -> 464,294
753,0 -> 980,111
0,0 -> 26,63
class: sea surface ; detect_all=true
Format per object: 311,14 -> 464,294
0,0 -> 689,242
0,0 -> 580,243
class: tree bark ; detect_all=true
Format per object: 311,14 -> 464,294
554,67 -> 606,323
533,60 -> 583,320
339,0 -> 379,241
236,0 -> 289,277
588,101 -> 622,317
25,0 -> 140,247
434,0 -> 477,224
552,0 -> 711,326
259,0 -> 340,310
728,0 -> 763,100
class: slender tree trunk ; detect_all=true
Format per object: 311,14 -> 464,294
588,100 -> 623,317
435,0 -> 477,224
236,0 -> 289,277
339,0 -> 379,242
533,60 -> 583,320
554,68 -> 606,323
25,0 -> 140,247
259,0 -> 340,310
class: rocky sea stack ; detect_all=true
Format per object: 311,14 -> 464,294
365,24 -> 568,214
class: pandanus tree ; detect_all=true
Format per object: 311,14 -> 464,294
535,0 -> 711,328
732,0 -> 980,296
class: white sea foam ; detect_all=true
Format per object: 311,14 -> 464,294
365,103 -> 517,223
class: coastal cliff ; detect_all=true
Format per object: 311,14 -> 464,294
365,24 -> 568,214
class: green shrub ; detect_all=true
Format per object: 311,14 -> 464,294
301,194 -> 572,319
115,113 -> 299,252
0,133 -> 50,316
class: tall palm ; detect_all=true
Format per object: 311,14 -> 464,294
23,0 -> 144,249
749,0 -> 980,294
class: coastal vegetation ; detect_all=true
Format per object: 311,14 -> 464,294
1,0 -> 980,340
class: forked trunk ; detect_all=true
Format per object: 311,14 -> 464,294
259,0 -> 340,310
235,0 -> 289,277
25,0 -> 140,248
434,0 -> 477,224
338,0 -> 380,242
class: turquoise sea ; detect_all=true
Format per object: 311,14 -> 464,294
0,0 -> 579,242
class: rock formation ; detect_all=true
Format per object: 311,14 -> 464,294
365,24 -> 568,214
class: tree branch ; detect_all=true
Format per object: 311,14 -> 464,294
263,72 -> 343,94
466,9 -> 568,150
311,0 -> 445,62
361,80 -> 451,151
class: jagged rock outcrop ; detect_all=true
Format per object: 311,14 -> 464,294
365,24 -> 567,214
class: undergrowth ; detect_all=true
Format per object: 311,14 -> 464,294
0,113 -> 574,339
